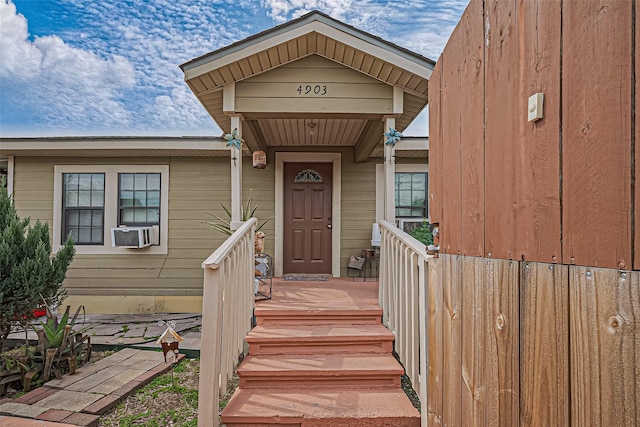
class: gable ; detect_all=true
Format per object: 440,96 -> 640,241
234,55 -> 393,114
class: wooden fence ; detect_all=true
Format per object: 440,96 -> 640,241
429,0 -> 638,270
198,218 -> 256,427
428,2 -> 639,423
427,254 -> 639,426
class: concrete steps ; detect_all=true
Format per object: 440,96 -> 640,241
237,354 -> 403,389
222,389 -> 421,427
221,280 -> 420,427
254,302 -> 383,326
246,324 -> 394,355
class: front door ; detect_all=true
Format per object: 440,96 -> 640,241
283,162 -> 332,274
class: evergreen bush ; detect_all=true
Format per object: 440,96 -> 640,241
0,177 -> 75,351
410,219 -> 434,246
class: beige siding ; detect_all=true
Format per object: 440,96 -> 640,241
11,150 -> 381,303
235,55 -> 393,114
339,151 -> 377,276
244,157 -> 276,255
11,156 -> 229,299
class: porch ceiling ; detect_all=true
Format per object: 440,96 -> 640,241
180,11 -> 434,160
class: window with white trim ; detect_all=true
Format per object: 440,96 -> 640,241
53,165 -> 169,255
118,173 -> 161,228
62,173 -> 105,245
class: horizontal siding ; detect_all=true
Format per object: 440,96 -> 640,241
11,151 -> 384,294
340,153 -> 376,275
236,55 -> 394,115
10,156 -> 230,298
64,278 -> 203,295
12,158 -> 55,223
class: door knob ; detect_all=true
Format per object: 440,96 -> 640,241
327,224 -> 332,229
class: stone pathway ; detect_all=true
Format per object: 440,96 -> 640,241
0,348 -> 184,427
6,313 -> 201,352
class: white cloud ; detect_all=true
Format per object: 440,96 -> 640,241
148,86 -> 219,134
0,0 -> 136,131
262,0 -> 353,22
1,0 -> 466,136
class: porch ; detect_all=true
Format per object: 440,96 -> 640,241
197,219 -> 429,426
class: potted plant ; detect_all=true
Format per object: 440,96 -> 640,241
204,190 -> 273,253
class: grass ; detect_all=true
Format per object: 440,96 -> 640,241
100,358 -> 201,427
99,356 -> 240,426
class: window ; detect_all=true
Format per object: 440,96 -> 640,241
118,173 -> 161,227
62,173 -> 104,245
53,165 -> 169,255
395,172 -> 428,218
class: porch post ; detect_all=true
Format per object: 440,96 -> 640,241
230,114 -> 243,231
384,116 -> 396,223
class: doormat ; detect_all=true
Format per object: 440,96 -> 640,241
282,274 -> 330,281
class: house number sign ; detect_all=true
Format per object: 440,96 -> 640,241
297,84 -> 327,95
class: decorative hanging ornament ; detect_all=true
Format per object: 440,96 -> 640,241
224,128 -> 244,149
253,150 -> 267,169
384,128 -> 403,146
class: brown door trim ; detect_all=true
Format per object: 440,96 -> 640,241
274,153 -> 341,277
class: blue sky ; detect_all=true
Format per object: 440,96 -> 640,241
0,0 -> 467,137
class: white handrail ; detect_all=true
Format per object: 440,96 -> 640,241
378,219 -> 432,427
198,218 -> 257,427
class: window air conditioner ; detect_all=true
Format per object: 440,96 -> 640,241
111,227 -> 154,248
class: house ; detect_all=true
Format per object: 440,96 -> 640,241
0,11 -> 433,314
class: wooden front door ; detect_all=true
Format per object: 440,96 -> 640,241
283,162 -> 332,274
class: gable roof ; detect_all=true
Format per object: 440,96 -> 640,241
180,10 -> 435,80
180,11 -> 434,160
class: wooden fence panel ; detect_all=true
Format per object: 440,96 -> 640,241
440,29 -> 463,255
515,0 -> 562,263
485,259 -> 519,426
484,0 -> 519,260
569,266 -> 640,426
562,0 -> 632,269
459,0 -> 485,258
428,59 -> 443,225
427,256 -> 443,425
636,0 -> 640,271
520,262 -> 569,427
460,256 -> 485,426
441,255 -> 462,425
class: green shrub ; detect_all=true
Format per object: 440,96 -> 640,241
0,177 -> 75,351
411,219 -> 434,246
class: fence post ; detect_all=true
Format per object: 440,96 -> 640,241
198,267 -> 223,427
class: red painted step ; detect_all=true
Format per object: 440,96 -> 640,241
222,279 -> 420,427
246,324 -> 394,355
221,388 -> 420,427
254,302 -> 383,326
237,354 -> 404,389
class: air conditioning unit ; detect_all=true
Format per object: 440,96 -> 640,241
111,227 -> 154,248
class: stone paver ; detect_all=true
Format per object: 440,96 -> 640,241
33,390 -> 103,412
14,387 -> 57,405
88,369 -> 146,394
65,365 -> 128,392
0,416 -> 77,427
62,412 -> 100,427
2,318 -> 199,425
36,409 -> 74,422
0,402 -> 48,418
81,395 -> 121,415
